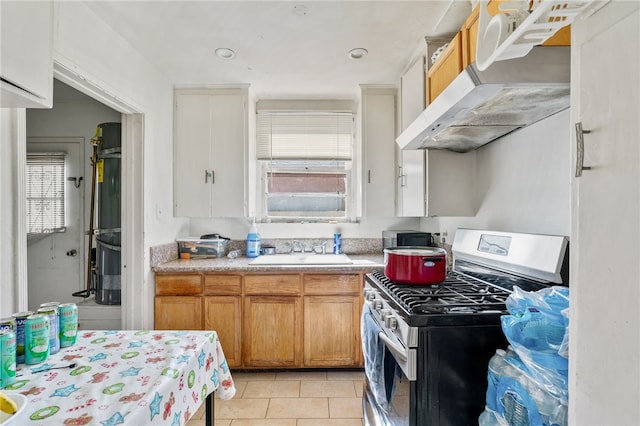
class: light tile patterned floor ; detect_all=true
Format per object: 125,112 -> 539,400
187,370 -> 365,426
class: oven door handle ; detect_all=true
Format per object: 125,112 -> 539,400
378,331 -> 407,362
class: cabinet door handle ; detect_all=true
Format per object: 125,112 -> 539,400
575,122 -> 592,178
205,170 -> 213,183
367,170 -> 371,184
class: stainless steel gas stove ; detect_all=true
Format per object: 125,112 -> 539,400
361,229 -> 568,426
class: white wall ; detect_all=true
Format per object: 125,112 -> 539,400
422,109 -> 571,241
51,1 -> 188,328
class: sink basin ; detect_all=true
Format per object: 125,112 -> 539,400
250,253 -> 353,265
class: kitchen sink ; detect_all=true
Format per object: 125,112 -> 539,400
249,253 -> 353,265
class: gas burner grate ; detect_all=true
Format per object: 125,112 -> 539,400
369,270 -> 511,315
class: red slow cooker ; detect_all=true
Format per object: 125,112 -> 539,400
383,246 -> 447,285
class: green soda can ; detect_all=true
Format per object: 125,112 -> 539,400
37,306 -> 59,354
11,311 -> 33,364
58,303 -> 78,348
1,329 -> 17,389
25,314 -> 50,365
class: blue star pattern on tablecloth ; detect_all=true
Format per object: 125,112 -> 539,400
100,411 -> 125,426
220,359 -> 229,374
171,411 -> 182,426
210,369 -> 219,387
104,330 -> 119,335
149,392 -> 162,421
175,354 -> 190,364
197,349 -> 205,368
52,384 -> 80,397
30,363 -> 55,373
90,353 -> 107,362
120,367 -> 142,377
128,340 -> 145,348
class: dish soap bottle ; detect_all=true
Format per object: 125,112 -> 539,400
246,217 -> 261,258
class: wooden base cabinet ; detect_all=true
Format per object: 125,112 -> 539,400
303,274 -> 363,367
304,295 -> 361,367
243,295 -> 303,368
204,296 -> 241,368
154,274 -> 203,330
155,271 -> 367,369
155,296 -> 202,330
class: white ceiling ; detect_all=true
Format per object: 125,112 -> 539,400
84,1 -> 472,100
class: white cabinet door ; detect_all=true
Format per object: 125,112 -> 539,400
361,87 -> 396,217
174,89 -> 247,217
570,2 -> 640,424
0,0 -> 53,108
398,58 -> 426,217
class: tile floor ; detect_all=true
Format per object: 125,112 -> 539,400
187,370 -> 365,426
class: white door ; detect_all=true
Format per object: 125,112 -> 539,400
26,138 -> 85,310
570,2 -> 640,424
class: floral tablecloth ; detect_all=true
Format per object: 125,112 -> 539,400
2,330 -> 235,425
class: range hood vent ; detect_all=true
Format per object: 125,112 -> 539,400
396,46 -> 570,153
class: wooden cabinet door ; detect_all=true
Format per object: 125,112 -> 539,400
304,295 -> 361,367
243,296 -> 303,368
154,296 -> 202,330
461,6 -> 480,68
570,2 -> 640,424
204,296 -> 241,368
427,32 -> 462,104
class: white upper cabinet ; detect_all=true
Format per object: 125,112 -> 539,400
173,88 -> 247,217
397,47 -> 476,218
0,0 -> 53,108
398,57 -> 426,217
570,2 -> 640,424
361,86 -> 397,217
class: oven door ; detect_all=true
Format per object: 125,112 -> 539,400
361,304 -> 413,425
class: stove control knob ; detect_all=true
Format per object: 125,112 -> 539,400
384,314 -> 397,330
364,290 -> 376,301
373,300 -> 383,310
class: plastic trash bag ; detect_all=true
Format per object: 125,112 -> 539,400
480,347 -> 568,426
501,286 -> 569,401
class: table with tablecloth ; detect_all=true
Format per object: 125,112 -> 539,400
2,329 -> 235,425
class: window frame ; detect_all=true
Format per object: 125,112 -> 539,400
25,151 -> 67,235
254,103 -> 357,223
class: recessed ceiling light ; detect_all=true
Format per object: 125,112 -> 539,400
215,48 -> 236,60
348,48 -> 368,60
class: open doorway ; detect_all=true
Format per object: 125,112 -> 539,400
26,80 -> 123,328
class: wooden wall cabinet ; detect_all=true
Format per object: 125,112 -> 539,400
426,32 -> 463,104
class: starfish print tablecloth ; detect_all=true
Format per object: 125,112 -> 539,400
2,330 -> 235,425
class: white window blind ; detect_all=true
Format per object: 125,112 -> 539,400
256,112 -> 353,160
26,153 -> 66,234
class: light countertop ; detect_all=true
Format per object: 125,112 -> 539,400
152,253 -> 384,273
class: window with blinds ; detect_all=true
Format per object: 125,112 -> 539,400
256,111 -> 354,222
26,153 -> 66,234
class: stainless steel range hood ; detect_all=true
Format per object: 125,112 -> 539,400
396,46 -> 570,153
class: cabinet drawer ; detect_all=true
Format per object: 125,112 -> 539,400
204,274 -> 242,295
304,274 -> 361,295
245,274 -> 302,295
155,274 -> 202,295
